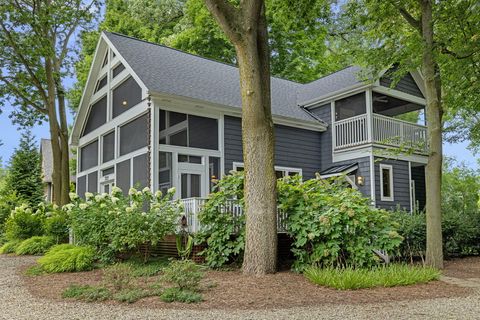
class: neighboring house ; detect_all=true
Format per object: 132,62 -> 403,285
70,32 -> 428,222
40,139 -> 54,203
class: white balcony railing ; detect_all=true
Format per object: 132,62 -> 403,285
180,198 -> 288,234
333,113 -> 428,154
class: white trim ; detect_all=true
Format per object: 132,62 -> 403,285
332,145 -> 428,164
370,152 -> 376,205
301,84 -> 371,108
373,86 -> 426,106
319,165 -> 358,179
366,88 -> 373,143
408,161 -> 413,212
232,162 -> 303,177
379,163 -> 394,202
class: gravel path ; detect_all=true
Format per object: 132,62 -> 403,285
1,255 -> 479,320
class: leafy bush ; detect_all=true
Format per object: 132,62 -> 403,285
392,210 -> 426,261
0,239 -> 22,254
38,245 -> 95,273
197,172 -> 245,268
67,187 -> 182,263
162,259 -> 203,291
304,264 -> 440,290
0,191 -> 20,234
4,204 -> 45,241
62,284 -> 111,301
113,288 -> 149,303
160,287 -> 202,303
103,263 -> 133,291
278,176 -> 403,271
44,210 -> 69,243
15,236 -> 55,255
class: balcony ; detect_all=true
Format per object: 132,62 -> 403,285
334,113 -> 428,154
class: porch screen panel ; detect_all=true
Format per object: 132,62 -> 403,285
335,92 -> 366,121
102,132 -> 115,163
80,140 -> 98,171
189,115 -> 218,150
87,171 -> 98,193
159,152 -> 172,195
116,159 -> 131,196
119,114 -> 148,156
112,76 -> 142,118
77,176 -> 86,199
209,157 -> 221,193
82,96 -> 107,136
132,153 -> 148,189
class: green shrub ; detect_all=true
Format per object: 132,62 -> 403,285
24,265 -> 45,276
44,210 -> 69,243
62,284 -> 111,301
0,239 -> 22,254
67,187 -> 182,263
4,204 -> 45,241
197,172 -> 245,268
162,259 -> 203,291
113,288 -> 149,303
0,191 -> 20,234
304,264 -> 440,290
279,176 -> 403,271
38,245 -> 95,273
159,287 -> 202,303
124,257 -> 169,277
392,210 -> 426,260
103,263 -> 133,291
15,236 -> 55,255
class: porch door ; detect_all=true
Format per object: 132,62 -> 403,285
177,163 -> 206,198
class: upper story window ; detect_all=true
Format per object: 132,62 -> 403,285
80,139 -> 98,172
101,52 -> 108,68
94,75 -> 107,93
119,114 -> 148,156
112,63 -> 126,78
102,131 -> 115,163
335,92 -> 366,121
82,96 -> 107,137
380,164 -> 394,201
159,110 -> 218,150
112,77 -> 142,118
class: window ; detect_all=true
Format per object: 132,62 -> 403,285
82,96 -> 107,136
119,114 -> 148,156
335,92 -> 366,121
380,164 -> 394,201
102,131 -> 115,163
116,159 -> 131,196
80,140 -> 98,171
159,110 -> 218,150
112,77 -> 142,118
87,171 -> 98,193
159,151 -> 172,195
132,153 -> 148,189
233,163 -> 302,177
112,63 -> 125,78
77,176 -> 86,199
95,75 -> 107,93
101,52 -> 108,68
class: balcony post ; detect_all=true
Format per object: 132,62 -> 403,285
366,89 -> 373,143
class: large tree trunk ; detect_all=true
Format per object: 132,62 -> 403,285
421,0 -> 444,269
204,0 -> 277,274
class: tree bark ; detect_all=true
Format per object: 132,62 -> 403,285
420,0 -> 444,269
204,0 -> 277,275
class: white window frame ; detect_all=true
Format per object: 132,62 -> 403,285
379,164 -> 394,201
232,162 -> 302,177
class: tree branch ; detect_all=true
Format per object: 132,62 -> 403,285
390,1 -> 422,33
203,0 -> 242,43
0,75 -> 47,114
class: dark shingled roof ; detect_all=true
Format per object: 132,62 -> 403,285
320,163 -> 358,177
104,32 -> 363,123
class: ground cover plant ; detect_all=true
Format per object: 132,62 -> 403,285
15,236 -> 55,255
304,264 -> 440,290
38,244 -> 96,273
0,239 -> 21,254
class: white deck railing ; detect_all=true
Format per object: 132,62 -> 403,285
180,198 -> 288,234
333,113 -> 428,154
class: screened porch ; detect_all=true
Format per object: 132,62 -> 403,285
333,92 -> 428,154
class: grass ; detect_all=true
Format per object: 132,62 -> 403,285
160,287 -> 203,303
0,240 -> 22,254
119,256 -> 170,277
304,264 -> 441,290
24,264 -> 45,276
15,236 -> 55,255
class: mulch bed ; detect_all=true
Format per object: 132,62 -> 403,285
20,257 -> 479,310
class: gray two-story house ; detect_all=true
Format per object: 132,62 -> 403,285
70,32 -> 428,225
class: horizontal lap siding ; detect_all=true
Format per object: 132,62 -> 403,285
375,158 -> 411,211
310,104 -> 332,171
380,73 -> 424,98
223,116 -> 322,179
411,165 -> 426,212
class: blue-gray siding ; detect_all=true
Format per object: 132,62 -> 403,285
380,73 -> 424,98
411,165 -> 426,211
310,103 -> 332,171
374,158 -> 411,211
223,116 -> 322,179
